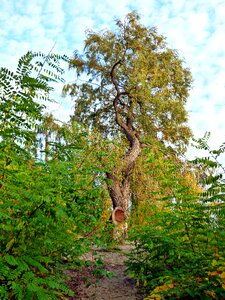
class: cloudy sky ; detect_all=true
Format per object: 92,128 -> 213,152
1,0 -> 225,159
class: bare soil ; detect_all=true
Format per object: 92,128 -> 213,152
65,244 -> 144,300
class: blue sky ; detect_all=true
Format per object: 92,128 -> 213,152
1,0 -> 225,159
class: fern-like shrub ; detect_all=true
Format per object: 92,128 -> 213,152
0,51 -> 68,147
0,53 -> 107,299
0,144 -> 107,299
127,137 -> 225,299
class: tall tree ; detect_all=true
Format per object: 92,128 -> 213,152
64,12 -> 192,216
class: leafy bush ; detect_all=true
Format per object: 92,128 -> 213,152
128,214 -> 225,299
0,138 -> 108,298
0,51 -> 68,148
127,137 -> 225,299
0,52 -> 108,299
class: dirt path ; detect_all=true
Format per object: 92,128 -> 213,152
66,245 -> 143,300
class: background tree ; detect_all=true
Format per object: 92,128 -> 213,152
64,12 -> 192,215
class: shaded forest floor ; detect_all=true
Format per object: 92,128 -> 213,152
65,244 -> 144,300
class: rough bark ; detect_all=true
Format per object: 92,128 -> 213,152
106,60 -> 142,215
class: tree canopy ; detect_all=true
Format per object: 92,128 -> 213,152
64,12 -> 192,153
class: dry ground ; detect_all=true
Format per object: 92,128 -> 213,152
65,244 -> 144,300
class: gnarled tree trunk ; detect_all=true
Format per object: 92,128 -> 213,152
106,60 -> 142,220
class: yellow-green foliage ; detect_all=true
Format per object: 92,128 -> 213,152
65,12 -> 192,153
0,53 -> 107,299
127,137 -> 225,299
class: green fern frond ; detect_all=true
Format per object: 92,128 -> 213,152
22,256 -> 48,273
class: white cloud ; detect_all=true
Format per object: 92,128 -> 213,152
41,0 -> 64,29
7,14 -> 39,36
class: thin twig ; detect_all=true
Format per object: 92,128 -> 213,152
36,42 -> 56,78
